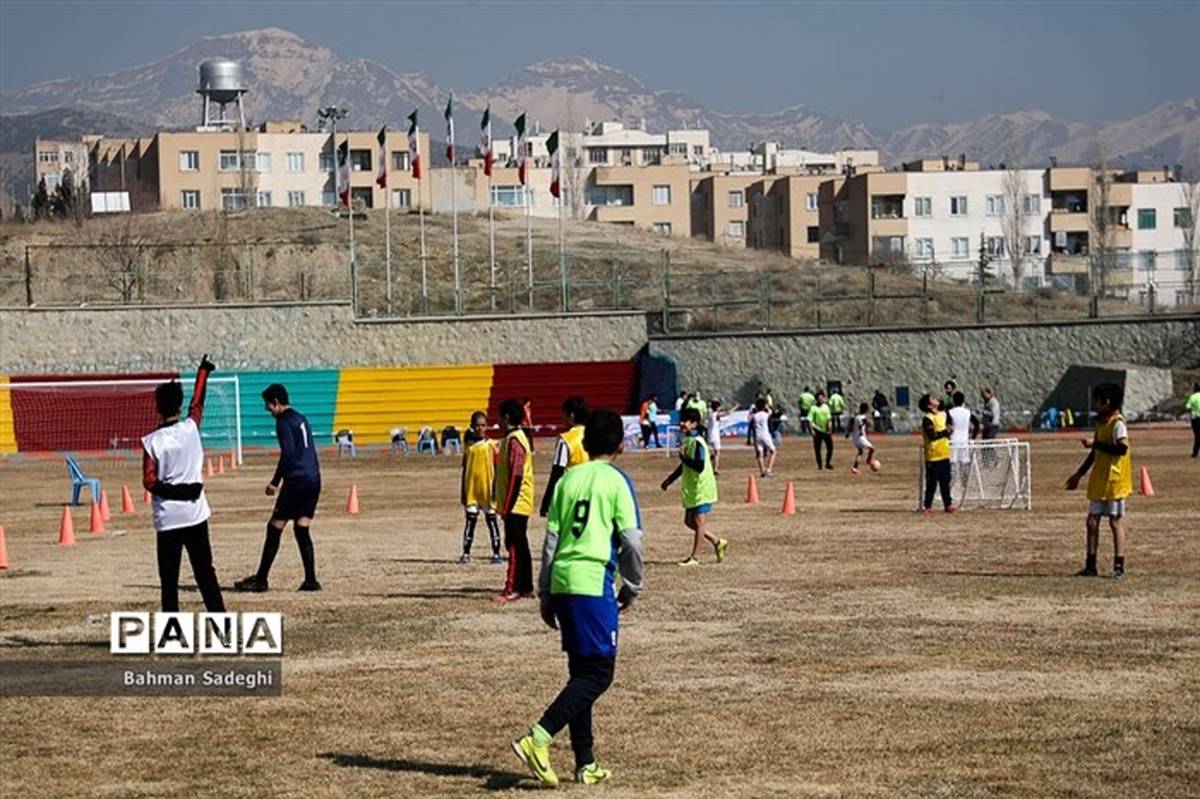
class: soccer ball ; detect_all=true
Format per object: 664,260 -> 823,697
869,459 -> 882,472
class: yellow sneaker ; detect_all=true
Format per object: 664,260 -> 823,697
678,557 -> 701,567
512,732 -> 559,787
715,538 -> 729,563
575,762 -> 611,785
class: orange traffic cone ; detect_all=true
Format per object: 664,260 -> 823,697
143,488 -> 152,505
1138,466 -> 1156,497
229,450 -> 238,471
206,457 -> 215,478
218,456 -> 226,475
0,525 -> 8,569
59,506 -> 77,546
780,481 -> 796,516
121,485 -> 135,513
89,501 -> 106,534
746,474 -> 760,504
346,484 -> 360,515
99,489 -> 111,522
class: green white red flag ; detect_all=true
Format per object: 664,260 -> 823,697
547,129 -> 561,199
515,112 -> 527,186
479,105 -> 493,177
444,93 -> 455,162
375,125 -> 387,189
407,110 -> 421,179
336,139 -> 350,207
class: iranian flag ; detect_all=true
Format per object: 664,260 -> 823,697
444,93 -> 455,162
515,112 -> 527,185
375,125 -> 387,189
547,129 -> 561,199
336,139 -> 351,207
479,105 -> 493,177
407,110 -> 421,179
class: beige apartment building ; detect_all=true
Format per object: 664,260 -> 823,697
690,173 -> 764,246
33,138 -> 92,193
585,163 -> 691,237
747,174 -> 835,260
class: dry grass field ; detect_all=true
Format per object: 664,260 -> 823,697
1,428 -> 1198,797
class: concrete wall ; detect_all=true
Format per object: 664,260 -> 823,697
0,303 -> 647,374
651,316 -> 1200,423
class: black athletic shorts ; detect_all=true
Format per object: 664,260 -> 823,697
273,480 -> 321,520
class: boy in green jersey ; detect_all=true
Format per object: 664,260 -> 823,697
661,407 -> 729,567
511,409 -> 644,787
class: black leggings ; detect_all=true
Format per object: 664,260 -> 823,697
640,422 -> 659,448
538,653 -> 616,770
1192,418 -> 1200,458
924,459 -> 953,510
503,514 -> 533,595
157,521 -> 225,612
812,432 -> 833,468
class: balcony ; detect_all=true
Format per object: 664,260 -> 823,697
1048,253 -> 1089,275
870,194 -> 905,220
870,217 -> 907,237
1049,167 -> 1091,191
1050,211 -> 1089,233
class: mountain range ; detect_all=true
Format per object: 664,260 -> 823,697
2,26 -> 1198,202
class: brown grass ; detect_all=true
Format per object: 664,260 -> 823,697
1,429 -> 1198,797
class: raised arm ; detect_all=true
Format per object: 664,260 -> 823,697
188,355 -> 215,427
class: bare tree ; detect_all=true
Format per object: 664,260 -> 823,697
563,97 -> 587,221
93,215 -> 149,303
1089,141 -> 1116,301
1178,147 -> 1200,303
1001,140 -> 1029,290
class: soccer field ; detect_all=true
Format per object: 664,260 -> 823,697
1,429 -> 1198,797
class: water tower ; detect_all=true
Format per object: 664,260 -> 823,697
197,59 -> 247,130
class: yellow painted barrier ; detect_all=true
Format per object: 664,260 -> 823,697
0,376 -> 16,454
332,365 -> 495,445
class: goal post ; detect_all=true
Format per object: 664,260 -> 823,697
917,438 -> 1031,511
5,376 -> 243,464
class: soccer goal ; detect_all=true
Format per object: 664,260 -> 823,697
916,438 -> 1031,510
5,376 -> 243,463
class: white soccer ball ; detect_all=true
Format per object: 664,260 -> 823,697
870,459 -> 882,473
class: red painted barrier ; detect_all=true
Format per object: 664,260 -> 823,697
488,361 -> 638,435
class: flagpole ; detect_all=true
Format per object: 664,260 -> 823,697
451,153 -> 460,315
526,182 -> 533,310
384,163 -> 392,315
419,173 -> 428,313
489,171 -> 496,311
346,133 -> 357,316
558,187 -> 566,311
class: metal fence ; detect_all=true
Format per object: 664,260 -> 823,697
6,238 -> 1198,332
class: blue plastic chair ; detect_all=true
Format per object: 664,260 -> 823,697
65,454 -> 101,506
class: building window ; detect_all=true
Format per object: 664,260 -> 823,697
985,195 -> 1005,216
872,236 -> 904,254
642,148 -> 662,165
1026,235 -> 1042,255
37,151 -> 59,163
728,190 -> 743,208
913,196 -> 932,218
914,238 -> 934,259
652,185 -> 671,205
1137,208 -> 1156,229
179,151 -> 199,171
351,187 -> 373,208
286,152 -> 304,172
181,190 -> 200,210
392,188 -> 412,207
491,186 -> 529,207
951,237 -> 969,259
692,145 -> 703,158
1174,207 -> 1192,228
256,191 -> 272,208
585,185 -> 633,206
950,195 -> 968,216
652,222 -> 672,236
727,221 -> 744,237
63,151 -> 75,163
985,236 -> 1005,256
587,147 -> 607,164
322,190 -> 337,207
287,190 -> 305,207
1023,194 -> 1041,214
806,192 -> 818,211
1139,251 -> 1157,271
807,226 -> 819,243
219,150 -> 253,171
350,150 -> 372,172
220,188 -> 248,211
392,151 -> 410,171
668,142 -> 687,156
43,173 -> 61,188
319,152 -> 335,172
256,152 -> 271,173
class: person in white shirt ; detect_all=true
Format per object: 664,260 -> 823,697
706,399 -> 738,475
849,402 -> 878,475
141,355 -> 225,613
751,398 -> 776,477
948,391 -> 978,489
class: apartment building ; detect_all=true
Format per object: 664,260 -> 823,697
585,163 -> 691,237
689,173 -> 764,245
33,138 -> 92,193
493,120 -> 712,169
747,174 -> 837,260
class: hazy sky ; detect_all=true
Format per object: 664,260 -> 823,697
1,0 -> 1197,130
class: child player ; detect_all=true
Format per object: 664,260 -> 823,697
511,409 -> 644,787
142,355 -> 225,613
1065,383 -> 1132,579
539,397 -> 590,518
919,393 -> 955,514
750,398 -> 776,478
459,411 -> 502,564
495,398 -> 536,603
849,402 -> 878,474
234,383 -> 321,592
706,399 -> 738,475
661,407 -> 729,566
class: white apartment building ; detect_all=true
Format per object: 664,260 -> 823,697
492,120 -> 712,168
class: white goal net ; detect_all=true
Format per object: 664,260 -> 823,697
916,438 -> 1031,510
5,376 -> 242,463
